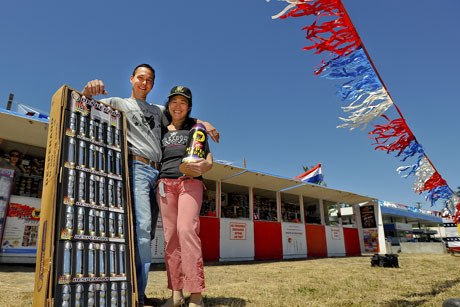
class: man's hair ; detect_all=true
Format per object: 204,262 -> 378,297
132,64 -> 155,77
9,150 -> 20,157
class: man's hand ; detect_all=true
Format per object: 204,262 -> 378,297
82,79 -> 108,97
198,121 -> 220,143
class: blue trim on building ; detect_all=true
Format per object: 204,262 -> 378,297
380,206 -> 442,224
0,108 -> 49,124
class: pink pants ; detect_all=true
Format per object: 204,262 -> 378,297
157,177 -> 205,293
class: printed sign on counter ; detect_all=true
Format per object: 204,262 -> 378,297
230,222 -> 246,240
362,228 -> 379,252
0,168 -> 15,244
220,219 -> 254,261
331,226 -> 341,240
0,195 -> 41,255
360,205 -> 377,228
281,223 -> 307,258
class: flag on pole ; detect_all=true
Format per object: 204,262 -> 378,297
17,104 -> 50,119
294,164 -> 323,184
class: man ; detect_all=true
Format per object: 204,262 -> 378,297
0,149 -> 22,192
82,64 -> 219,306
0,150 -> 22,173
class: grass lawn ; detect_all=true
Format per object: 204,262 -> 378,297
2,253 -> 460,306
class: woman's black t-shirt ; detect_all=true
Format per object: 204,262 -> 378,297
159,118 -> 209,179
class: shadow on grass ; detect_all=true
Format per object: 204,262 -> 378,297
202,296 -> 247,307
0,263 -> 35,272
384,299 -> 428,307
384,277 -> 460,307
402,277 -> 460,297
154,296 -> 246,307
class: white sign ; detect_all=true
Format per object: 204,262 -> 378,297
331,227 -> 341,240
0,196 -> 41,255
230,222 -> 246,240
282,223 -> 307,258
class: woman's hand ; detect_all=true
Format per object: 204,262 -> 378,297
182,156 -> 213,176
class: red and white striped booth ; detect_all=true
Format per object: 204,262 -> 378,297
152,163 -> 381,263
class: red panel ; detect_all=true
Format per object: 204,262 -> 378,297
343,227 -> 361,256
254,221 -> 282,260
199,217 -> 220,262
305,224 -> 327,258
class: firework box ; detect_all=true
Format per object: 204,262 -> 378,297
179,123 -> 208,177
33,85 -> 137,306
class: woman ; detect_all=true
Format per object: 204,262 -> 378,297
157,86 -> 213,307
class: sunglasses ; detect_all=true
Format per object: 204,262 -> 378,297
10,154 -> 20,158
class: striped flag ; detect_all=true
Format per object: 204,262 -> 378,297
294,164 -> 323,184
17,104 -> 50,119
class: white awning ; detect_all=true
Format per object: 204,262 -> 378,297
204,163 -> 374,205
0,110 -> 48,148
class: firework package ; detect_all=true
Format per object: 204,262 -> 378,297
179,123 -> 208,177
33,86 -> 137,306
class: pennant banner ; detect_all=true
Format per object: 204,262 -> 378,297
271,0 -> 458,219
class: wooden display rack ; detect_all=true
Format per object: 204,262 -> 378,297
32,85 -> 137,306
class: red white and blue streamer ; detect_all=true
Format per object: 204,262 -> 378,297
271,0 -> 459,220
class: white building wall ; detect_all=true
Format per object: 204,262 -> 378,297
325,225 -> 345,257
281,222 -> 307,259
219,218 -> 255,261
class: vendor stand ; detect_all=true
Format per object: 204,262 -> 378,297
0,109 -> 48,263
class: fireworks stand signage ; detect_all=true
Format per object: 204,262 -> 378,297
360,205 -> 377,229
230,222 -> 247,240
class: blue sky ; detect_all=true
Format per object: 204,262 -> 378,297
1,1 -> 459,211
